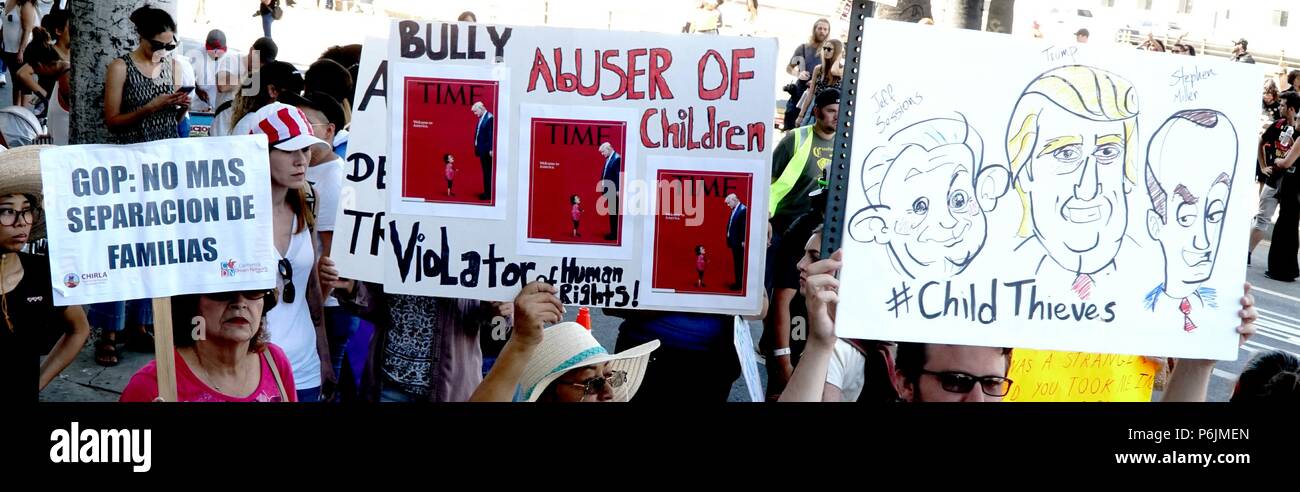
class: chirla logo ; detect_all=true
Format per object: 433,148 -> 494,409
49,422 -> 152,472
63,273 -> 79,289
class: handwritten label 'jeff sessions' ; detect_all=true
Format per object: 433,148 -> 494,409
1170,65 -> 1217,103
872,84 -> 924,134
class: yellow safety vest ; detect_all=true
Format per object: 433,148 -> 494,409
769,125 -> 818,218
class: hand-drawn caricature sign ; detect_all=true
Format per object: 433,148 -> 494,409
849,114 -> 1010,279
835,19 -> 1257,360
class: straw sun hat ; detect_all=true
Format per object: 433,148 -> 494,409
519,322 -> 660,402
0,145 -> 52,241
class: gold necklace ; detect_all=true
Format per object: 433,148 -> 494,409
1,253 -> 13,333
192,349 -> 230,392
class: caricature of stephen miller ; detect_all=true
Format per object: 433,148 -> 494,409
1142,109 -> 1238,332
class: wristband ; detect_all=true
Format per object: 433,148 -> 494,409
772,347 -> 791,357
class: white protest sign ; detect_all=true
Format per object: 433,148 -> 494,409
41,136 -> 277,305
734,316 -> 764,402
836,19 -> 1256,360
334,20 -> 775,315
332,36 -> 390,284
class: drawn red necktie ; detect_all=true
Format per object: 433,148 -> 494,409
1180,298 -> 1196,332
1072,274 -> 1093,300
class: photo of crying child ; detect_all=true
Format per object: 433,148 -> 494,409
444,153 -> 457,197
696,245 -> 707,287
571,194 -> 583,238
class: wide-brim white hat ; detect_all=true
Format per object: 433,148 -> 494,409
520,322 -> 659,402
0,145 -> 52,240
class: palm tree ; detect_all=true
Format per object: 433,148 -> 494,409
948,0 -> 985,30
985,0 -> 1015,34
873,0 -> 931,23
69,0 -> 179,144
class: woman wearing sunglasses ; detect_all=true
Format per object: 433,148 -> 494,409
471,282 -> 659,402
795,38 -> 843,127
103,5 -> 189,145
120,289 -> 297,402
250,101 -> 334,402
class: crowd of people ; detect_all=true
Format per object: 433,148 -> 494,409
3,6 -> 1299,405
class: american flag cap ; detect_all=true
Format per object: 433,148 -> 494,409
249,102 -> 326,151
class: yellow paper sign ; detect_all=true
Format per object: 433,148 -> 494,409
1005,349 -> 1158,402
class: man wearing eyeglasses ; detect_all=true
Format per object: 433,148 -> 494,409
780,248 -> 1014,402
893,343 -> 1012,402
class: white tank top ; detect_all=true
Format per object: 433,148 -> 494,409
48,80 -> 69,145
265,217 -> 321,390
3,7 -> 27,55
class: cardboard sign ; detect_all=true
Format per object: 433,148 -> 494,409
835,19 -> 1256,359
42,136 -> 276,305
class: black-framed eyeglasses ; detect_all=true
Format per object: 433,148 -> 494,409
921,369 -> 1013,397
201,290 -> 272,303
560,370 -> 628,396
278,258 -> 295,303
147,39 -> 178,52
0,207 -> 41,227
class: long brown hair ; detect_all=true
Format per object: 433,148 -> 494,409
813,39 -> 844,86
808,18 -> 830,46
287,183 -> 315,234
22,27 -> 60,67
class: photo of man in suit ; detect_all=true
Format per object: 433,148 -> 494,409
598,141 -> 622,240
726,193 -> 748,291
472,101 -> 495,200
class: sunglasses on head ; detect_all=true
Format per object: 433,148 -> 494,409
921,369 -> 1013,397
148,39 -> 178,52
201,290 -> 272,302
278,258 -> 296,303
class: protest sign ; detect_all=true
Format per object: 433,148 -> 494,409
1005,349 -> 1158,402
832,18 -> 1257,360
333,20 -> 775,315
332,36 -> 390,284
734,316 -> 764,403
41,136 -> 277,305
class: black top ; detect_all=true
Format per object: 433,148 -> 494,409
769,129 -> 834,234
1,252 -> 67,401
260,0 -> 281,16
1261,118 -> 1293,187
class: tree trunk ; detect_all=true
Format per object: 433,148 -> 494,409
985,0 -> 1015,34
873,0 -> 931,23
68,0 -> 178,145
947,0 -> 985,30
